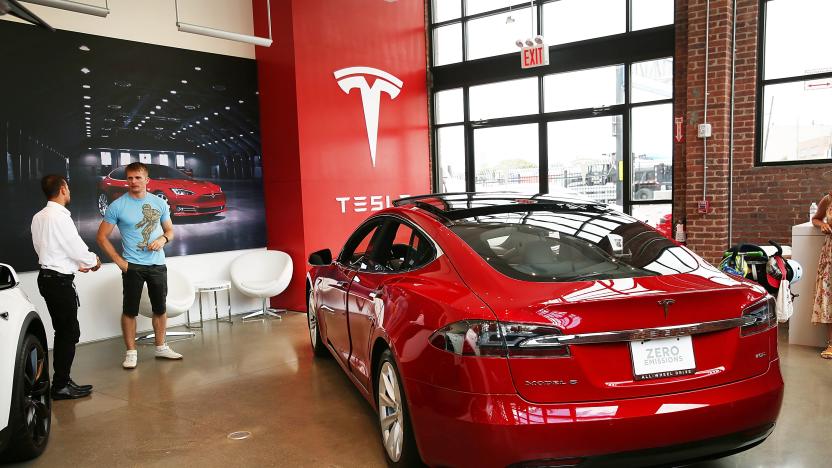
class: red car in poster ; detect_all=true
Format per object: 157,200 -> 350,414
306,193 -> 783,468
97,164 -> 226,217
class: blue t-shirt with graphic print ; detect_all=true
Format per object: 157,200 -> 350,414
103,193 -> 170,265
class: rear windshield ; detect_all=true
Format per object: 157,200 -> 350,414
449,209 -> 697,282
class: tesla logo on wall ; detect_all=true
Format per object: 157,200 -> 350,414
334,66 -> 403,167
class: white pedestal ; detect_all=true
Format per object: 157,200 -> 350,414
790,222 -> 829,347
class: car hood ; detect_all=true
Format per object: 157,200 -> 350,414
150,179 -> 219,193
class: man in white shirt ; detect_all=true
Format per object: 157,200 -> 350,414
31,175 -> 100,400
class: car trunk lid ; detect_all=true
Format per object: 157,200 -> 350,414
473,273 -> 772,403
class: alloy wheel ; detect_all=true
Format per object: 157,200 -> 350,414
23,343 -> 50,447
307,294 -> 317,348
378,361 -> 404,462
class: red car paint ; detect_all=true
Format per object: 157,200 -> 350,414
306,194 -> 783,467
97,164 -> 226,217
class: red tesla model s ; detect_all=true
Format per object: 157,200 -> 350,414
97,164 -> 226,217
306,193 -> 783,468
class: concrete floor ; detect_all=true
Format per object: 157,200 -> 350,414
13,315 -> 832,468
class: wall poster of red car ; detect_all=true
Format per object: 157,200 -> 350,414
0,21 -> 266,272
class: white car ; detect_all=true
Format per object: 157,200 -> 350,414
0,263 -> 50,462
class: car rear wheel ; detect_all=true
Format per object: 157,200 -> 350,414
307,291 -> 328,357
1,333 -> 51,462
376,350 -> 419,466
97,193 -> 109,216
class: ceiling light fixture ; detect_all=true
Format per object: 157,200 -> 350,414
194,66 -> 201,71
83,95 -> 90,99
82,84 -> 90,88
181,80 -> 187,84
80,67 -> 90,74
22,0 -> 109,17
170,90 -> 177,94
79,44 -> 90,51
162,98 -> 168,103
175,0 -> 272,47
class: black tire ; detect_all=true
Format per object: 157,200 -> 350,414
635,188 -> 652,200
1,333 -> 51,462
375,350 -> 420,467
307,290 -> 329,358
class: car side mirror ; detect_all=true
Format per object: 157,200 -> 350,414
308,249 -> 333,266
0,263 -> 20,291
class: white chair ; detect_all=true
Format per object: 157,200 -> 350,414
137,267 -> 196,342
230,250 -> 293,321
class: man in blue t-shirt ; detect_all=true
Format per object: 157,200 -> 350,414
97,162 -> 182,369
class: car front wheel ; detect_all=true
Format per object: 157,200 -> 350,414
1,333 -> 51,462
376,350 -> 420,466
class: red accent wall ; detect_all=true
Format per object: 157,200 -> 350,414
254,0 -> 430,310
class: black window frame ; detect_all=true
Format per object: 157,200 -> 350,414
755,0 -> 832,167
428,0 -> 675,216
337,215 -> 439,274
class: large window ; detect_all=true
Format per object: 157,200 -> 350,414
758,0 -> 832,165
429,0 -> 674,223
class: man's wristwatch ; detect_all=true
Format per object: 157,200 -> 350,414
162,235 -> 170,244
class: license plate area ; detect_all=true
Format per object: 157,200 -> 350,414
630,335 -> 696,381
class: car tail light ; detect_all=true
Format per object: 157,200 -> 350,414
429,320 -> 569,358
740,296 -> 776,336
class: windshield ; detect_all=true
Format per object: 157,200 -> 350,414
450,208 -> 697,282
147,164 -> 190,180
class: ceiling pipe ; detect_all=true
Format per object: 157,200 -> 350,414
175,0 -> 272,47
21,0 -> 109,17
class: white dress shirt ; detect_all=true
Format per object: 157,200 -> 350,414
31,201 -> 97,274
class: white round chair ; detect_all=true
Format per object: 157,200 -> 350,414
137,267 -> 196,342
230,250 -> 293,321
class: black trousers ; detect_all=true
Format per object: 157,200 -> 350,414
37,270 -> 80,389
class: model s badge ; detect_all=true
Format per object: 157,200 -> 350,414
658,299 -> 675,319
333,66 -> 403,167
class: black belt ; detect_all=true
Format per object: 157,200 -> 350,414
39,268 -> 80,306
39,268 -> 75,279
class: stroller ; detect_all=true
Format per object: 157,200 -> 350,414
719,240 -> 803,322
718,240 -> 802,296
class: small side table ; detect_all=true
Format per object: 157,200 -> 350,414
190,280 -> 234,329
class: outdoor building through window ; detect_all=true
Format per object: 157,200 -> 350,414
758,0 -> 832,165
429,0 -> 674,228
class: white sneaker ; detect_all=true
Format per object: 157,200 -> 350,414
123,350 -> 137,369
155,345 -> 182,360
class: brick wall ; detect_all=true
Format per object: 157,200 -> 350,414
676,0 -> 827,264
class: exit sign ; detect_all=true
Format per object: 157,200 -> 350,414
521,44 -> 549,69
